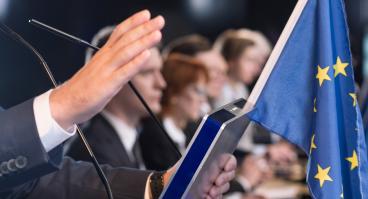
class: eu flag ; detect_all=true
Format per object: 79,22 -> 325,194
246,0 -> 368,198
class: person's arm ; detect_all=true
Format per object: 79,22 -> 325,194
49,10 -> 164,131
27,157 -> 151,199
33,90 -> 76,152
1,9 -> 235,198
35,9 -> 166,155
26,155 -> 236,199
0,9 -> 164,193
0,99 -> 64,192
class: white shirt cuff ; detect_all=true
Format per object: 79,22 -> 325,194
33,89 -> 76,152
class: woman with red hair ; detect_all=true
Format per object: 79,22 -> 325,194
139,54 -> 209,170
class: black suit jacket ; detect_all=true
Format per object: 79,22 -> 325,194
67,114 -> 139,168
0,99 -> 63,192
0,99 -> 150,198
139,117 -> 181,171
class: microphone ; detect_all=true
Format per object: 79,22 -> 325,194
29,19 -> 182,159
0,22 -> 114,199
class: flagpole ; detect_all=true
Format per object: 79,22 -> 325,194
243,0 -> 309,112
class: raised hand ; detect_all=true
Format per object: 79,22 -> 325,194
49,10 -> 165,129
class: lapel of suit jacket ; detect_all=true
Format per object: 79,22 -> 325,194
96,114 -> 139,168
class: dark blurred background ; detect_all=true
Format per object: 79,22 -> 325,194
0,0 -> 364,107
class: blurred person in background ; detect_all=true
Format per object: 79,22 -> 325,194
215,29 -> 298,199
215,29 -> 296,162
213,34 -> 256,108
68,26 -> 166,170
139,54 -> 209,170
162,35 -> 229,145
214,29 -> 272,91
163,34 -> 228,110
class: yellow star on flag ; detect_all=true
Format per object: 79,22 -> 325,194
313,98 -> 317,113
333,56 -> 349,77
316,65 -> 331,86
310,134 -> 317,154
346,150 -> 359,170
349,93 -> 357,107
314,164 -> 333,187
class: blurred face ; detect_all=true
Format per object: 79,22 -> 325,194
114,48 -> 166,116
196,50 -> 227,99
174,77 -> 208,121
233,47 -> 264,85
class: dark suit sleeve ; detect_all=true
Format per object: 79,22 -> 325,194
27,157 -> 151,199
0,99 -> 63,192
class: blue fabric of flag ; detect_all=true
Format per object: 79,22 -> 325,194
247,0 -> 368,198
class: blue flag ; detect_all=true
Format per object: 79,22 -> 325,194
247,0 -> 368,198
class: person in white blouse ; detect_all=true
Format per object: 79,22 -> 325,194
0,10 -> 236,199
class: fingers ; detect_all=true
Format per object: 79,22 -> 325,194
207,182 -> 230,198
111,15 -> 165,53
105,10 -> 151,47
100,14 -> 164,76
114,49 -> 151,83
202,155 -> 237,199
223,155 -> 237,172
217,153 -> 237,171
51,10 -> 165,129
111,30 -> 162,74
214,169 -> 235,187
